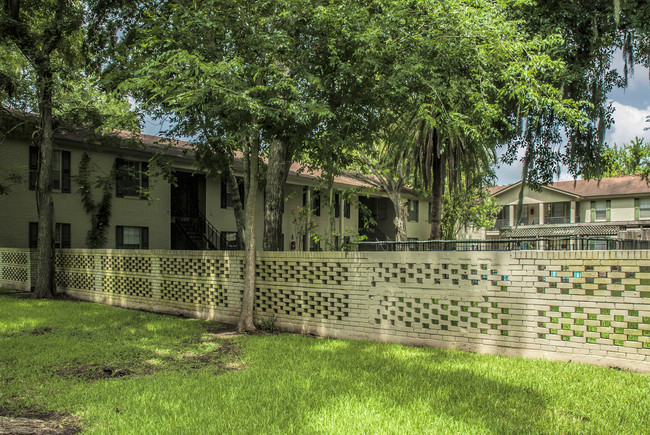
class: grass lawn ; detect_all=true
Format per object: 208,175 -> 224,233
1,292 -> 649,434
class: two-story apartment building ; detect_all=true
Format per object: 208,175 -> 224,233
486,177 -> 650,241
0,125 -> 434,250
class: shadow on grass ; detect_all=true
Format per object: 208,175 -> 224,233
242,335 -> 553,433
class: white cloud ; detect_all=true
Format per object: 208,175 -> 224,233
605,102 -> 650,146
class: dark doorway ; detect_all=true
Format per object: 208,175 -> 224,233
171,172 -> 207,250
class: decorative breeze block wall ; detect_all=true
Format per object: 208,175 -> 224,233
1,247 -> 649,371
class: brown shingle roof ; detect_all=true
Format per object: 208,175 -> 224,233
492,175 -> 650,198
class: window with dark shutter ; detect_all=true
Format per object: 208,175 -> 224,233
115,158 -> 147,198
29,147 -> 38,190
115,158 -> 125,197
221,178 -> 228,208
29,222 -> 38,248
335,192 -> 340,218
60,223 -> 71,248
61,151 -> 71,193
344,198 -> 350,219
116,226 -> 148,249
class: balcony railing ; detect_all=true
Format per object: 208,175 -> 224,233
544,216 -> 570,224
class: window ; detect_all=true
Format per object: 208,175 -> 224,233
29,222 -> 71,249
116,159 -> 148,198
29,147 -> 71,192
220,231 -> 240,250
344,197 -> 350,219
116,226 -> 149,249
407,200 -> 419,222
640,198 -> 650,219
591,200 -> 610,222
220,176 -> 245,209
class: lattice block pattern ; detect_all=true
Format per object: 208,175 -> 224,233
1,251 -> 28,265
535,263 -> 650,299
1,266 -> 27,282
372,261 -> 509,290
102,275 -> 152,298
540,305 -> 650,349
161,257 -> 229,278
101,256 -> 151,274
256,260 -> 351,286
255,287 -> 349,320
56,253 -> 94,269
55,271 -> 94,290
161,280 -> 227,307
375,295 -> 510,335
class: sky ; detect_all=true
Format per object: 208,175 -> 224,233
495,58 -> 650,185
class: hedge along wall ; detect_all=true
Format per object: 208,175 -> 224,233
1,247 -> 650,372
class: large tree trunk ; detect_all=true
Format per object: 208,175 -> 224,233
226,169 -> 245,247
429,151 -> 445,240
237,130 -> 261,332
387,190 -> 407,242
33,54 -> 56,299
263,139 -> 290,251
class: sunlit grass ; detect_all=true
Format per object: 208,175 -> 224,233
1,292 -> 648,434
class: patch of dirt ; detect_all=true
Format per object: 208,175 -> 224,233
0,409 -> 81,434
53,362 -> 142,381
52,341 -> 244,380
30,327 -> 52,336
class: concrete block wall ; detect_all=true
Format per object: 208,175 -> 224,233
1,247 -> 649,372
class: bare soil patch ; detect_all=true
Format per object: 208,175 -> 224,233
52,341 -> 244,381
0,409 -> 81,434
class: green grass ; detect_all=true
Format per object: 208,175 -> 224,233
1,293 -> 649,434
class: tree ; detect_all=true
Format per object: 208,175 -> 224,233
504,1 -> 650,201
595,137 -> 650,178
1,0 -> 136,298
112,0 -> 343,330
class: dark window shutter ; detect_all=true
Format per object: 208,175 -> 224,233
29,146 -> 38,190
302,187 -> 307,207
62,224 -> 71,248
335,193 -> 340,218
29,222 -> 38,248
221,178 -> 228,208
115,159 -> 125,197
116,226 -> 124,248
590,201 -> 595,222
344,199 -> 350,219
140,161 -> 149,198
141,227 -> 149,249
635,198 -> 640,220
61,151 -> 71,193
313,190 -> 320,216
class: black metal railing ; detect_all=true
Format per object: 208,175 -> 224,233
355,237 -> 650,252
172,202 -> 241,250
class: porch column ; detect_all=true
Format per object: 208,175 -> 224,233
306,188 -> 311,251
538,203 -> 544,225
570,201 -> 576,224
509,205 -> 515,226
338,193 -> 345,247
